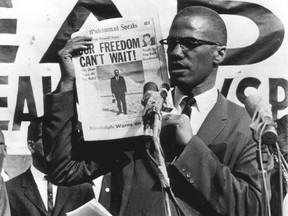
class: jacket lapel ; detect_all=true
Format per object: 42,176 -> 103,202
196,93 -> 228,146
23,168 -> 48,216
52,186 -> 70,216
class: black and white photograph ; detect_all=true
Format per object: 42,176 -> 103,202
96,61 -> 145,118
0,0 -> 288,216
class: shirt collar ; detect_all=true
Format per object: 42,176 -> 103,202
173,86 -> 218,113
30,165 -> 45,181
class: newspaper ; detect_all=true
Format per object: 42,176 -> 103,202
66,198 -> 112,216
73,15 -> 169,141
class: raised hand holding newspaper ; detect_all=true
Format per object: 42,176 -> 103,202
73,15 -> 170,141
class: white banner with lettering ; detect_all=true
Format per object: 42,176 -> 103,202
0,0 -> 287,154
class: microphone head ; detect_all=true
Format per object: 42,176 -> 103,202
244,95 -> 262,118
244,95 -> 272,122
159,83 -> 170,99
143,82 -> 158,94
261,124 -> 278,146
245,95 -> 277,145
160,83 -> 170,92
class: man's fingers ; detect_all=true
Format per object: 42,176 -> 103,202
162,114 -> 189,126
162,114 -> 192,146
71,35 -> 93,42
64,43 -> 92,55
59,36 -> 93,58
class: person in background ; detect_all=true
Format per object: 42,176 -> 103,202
42,6 -> 273,216
276,114 -> 288,162
6,117 -> 95,216
270,114 -> 288,216
0,130 -> 11,216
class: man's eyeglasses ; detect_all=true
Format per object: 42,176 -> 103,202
159,37 -> 222,52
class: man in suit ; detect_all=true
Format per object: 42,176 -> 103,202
42,6 -> 273,216
110,69 -> 127,115
6,118 -> 95,216
270,114 -> 288,216
0,130 -> 11,216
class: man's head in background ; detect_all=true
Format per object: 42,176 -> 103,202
0,130 -> 6,172
27,117 -> 46,174
276,114 -> 288,161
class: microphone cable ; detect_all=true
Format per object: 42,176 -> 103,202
255,120 -> 272,216
276,142 -> 284,216
145,146 -> 186,216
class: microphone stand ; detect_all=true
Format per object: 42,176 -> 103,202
272,142 -> 288,216
250,112 -> 273,216
143,105 -> 172,216
142,84 -> 187,216
251,111 -> 288,216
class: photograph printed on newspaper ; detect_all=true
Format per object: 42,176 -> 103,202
73,15 -> 169,141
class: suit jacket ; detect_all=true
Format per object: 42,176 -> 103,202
110,76 -> 126,97
0,174 -> 11,216
43,90 -> 273,216
6,168 -> 95,216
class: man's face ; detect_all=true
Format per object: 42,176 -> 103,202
144,35 -> 151,43
31,139 -> 44,158
0,145 -> 6,171
167,16 -> 219,94
114,70 -> 119,76
27,123 -> 45,165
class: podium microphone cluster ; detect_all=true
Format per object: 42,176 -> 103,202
142,82 -> 170,135
244,95 -> 278,146
142,82 -> 175,216
143,82 -> 170,101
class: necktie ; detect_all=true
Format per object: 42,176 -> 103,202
181,95 -> 196,118
44,176 -> 53,213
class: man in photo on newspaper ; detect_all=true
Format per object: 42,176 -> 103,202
110,69 -> 127,115
142,33 -> 155,47
42,6 -> 273,216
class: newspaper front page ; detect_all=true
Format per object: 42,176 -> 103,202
73,15 -> 169,141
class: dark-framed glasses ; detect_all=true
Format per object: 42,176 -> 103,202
159,37 -> 222,52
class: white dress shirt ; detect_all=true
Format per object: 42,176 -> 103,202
92,175 -> 104,200
172,86 -> 218,134
30,166 -> 57,210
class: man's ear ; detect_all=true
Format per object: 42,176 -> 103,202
213,46 -> 226,64
27,141 -> 35,154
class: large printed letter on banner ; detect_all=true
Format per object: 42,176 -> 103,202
178,0 -> 285,65
0,0 -> 18,63
40,0 -> 122,63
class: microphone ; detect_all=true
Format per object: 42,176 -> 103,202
142,82 -> 170,102
244,95 -> 278,146
159,83 -> 172,112
159,83 -> 170,99
143,81 -> 158,93
142,82 -> 170,111
142,82 -> 170,136
142,82 -> 173,215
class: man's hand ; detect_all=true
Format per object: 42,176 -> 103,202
57,36 -> 93,92
161,114 -> 193,148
